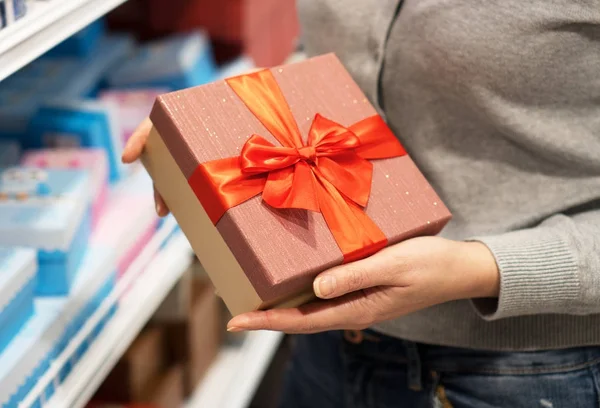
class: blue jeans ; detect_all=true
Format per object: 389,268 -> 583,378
278,330 -> 600,408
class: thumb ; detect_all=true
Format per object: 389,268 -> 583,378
313,252 -> 396,299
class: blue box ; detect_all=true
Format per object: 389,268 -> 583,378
0,168 -> 91,295
0,247 -> 36,355
27,100 -> 124,182
0,299 -> 66,408
45,20 -> 105,58
107,30 -> 216,91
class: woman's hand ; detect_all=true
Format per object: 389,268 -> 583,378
227,237 -> 500,333
121,117 -> 170,217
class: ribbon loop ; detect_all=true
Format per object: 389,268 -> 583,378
188,69 -> 408,262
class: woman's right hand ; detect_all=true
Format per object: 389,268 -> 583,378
122,117 -> 170,217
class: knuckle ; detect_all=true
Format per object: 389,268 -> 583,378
345,265 -> 367,291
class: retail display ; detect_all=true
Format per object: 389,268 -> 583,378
141,54 -> 452,315
106,31 -> 216,91
0,247 -> 36,355
22,148 -> 109,227
0,167 -> 91,296
28,100 -> 124,182
99,89 -> 166,144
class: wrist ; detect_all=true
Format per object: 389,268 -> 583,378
453,241 -> 500,299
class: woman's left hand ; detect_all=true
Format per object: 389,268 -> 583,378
227,237 -> 500,333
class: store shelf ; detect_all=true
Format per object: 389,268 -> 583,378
187,331 -> 284,408
0,0 -> 129,81
20,219 -> 193,408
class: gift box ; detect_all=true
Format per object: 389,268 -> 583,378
147,0 -> 299,66
94,327 -> 165,403
91,168 -> 158,279
22,148 -> 109,227
0,299 -> 67,408
45,20 -> 105,58
0,139 -> 20,167
107,31 -> 216,91
0,247 -> 36,355
141,54 -> 452,315
99,89 -> 167,144
0,167 -> 91,295
156,280 -> 222,396
28,99 -> 124,182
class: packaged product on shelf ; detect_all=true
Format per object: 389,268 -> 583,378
106,31 -> 216,91
0,139 -> 21,168
58,34 -> 135,98
0,167 -> 92,295
141,54 -> 452,315
94,327 -> 165,403
11,0 -> 25,20
0,299 -> 68,408
157,280 -> 222,395
0,247 -> 36,355
45,20 -> 105,58
91,168 -> 158,279
28,99 -> 124,182
148,0 -> 300,66
99,88 -> 167,144
22,148 -> 109,227
57,246 -> 118,380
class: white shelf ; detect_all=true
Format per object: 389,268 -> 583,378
187,331 -> 284,408
0,0 -> 129,81
20,220 -> 193,408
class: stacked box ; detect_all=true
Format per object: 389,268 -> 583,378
22,148 -> 109,227
0,248 -> 36,355
0,167 -> 91,295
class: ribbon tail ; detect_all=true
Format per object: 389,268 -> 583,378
350,115 -> 407,159
189,157 -> 267,224
315,174 -> 388,263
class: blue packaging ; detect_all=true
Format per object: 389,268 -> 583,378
107,30 -> 216,91
0,248 -> 36,355
0,167 -> 91,295
12,0 -> 25,20
45,20 -> 105,58
27,99 -> 124,182
0,299 -> 66,408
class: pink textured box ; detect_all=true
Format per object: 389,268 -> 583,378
99,89 -> 167,144
141,54 -> 452,315
21,148 -> 108,227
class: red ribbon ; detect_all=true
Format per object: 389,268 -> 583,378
188,69 -> 407,262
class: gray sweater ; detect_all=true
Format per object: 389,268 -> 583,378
297,0 -> 600,350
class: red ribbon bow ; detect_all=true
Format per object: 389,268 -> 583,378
188,69 -> 407,262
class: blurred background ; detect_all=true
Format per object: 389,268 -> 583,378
0,1 -> 302,407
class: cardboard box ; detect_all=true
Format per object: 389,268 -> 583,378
141,54 -> 452,316
146,365 -> 184,408
160,281 -> 222,395
94,328 -> 165,403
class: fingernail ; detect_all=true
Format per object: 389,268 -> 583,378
227,326 -> 243,332
314,276 -> 336,298
155,203 -> 161,215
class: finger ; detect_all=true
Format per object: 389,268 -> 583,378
227,292 -> 370,334
313,251 -> 397,299
153,186 -> 170,217
122,117 -> 153,163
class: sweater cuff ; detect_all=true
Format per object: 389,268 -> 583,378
471,229 -> 580,320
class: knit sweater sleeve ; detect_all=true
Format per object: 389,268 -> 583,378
471,208 -> 600,320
